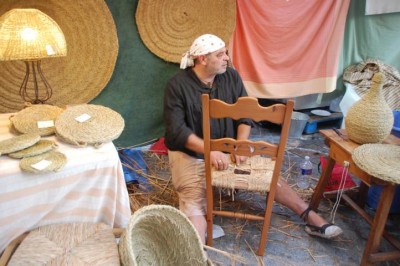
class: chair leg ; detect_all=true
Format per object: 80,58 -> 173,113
257,192 -> 275,256
206,187 -> 214,246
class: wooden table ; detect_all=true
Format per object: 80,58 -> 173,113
310,129 -> 400,266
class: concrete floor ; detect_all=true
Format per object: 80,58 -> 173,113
134,121 -> 400,266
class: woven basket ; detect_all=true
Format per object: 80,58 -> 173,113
345,72 -> 394,144
352,144 -> 400,184
0,133 -> 40,155
119,204 -> 208,266
20,150 -> 67,173
10,104 -> 64,136
135,0 -> 236,63
55,104 -> 125,147
8,139 -> 55,159
7,223 -> 120,266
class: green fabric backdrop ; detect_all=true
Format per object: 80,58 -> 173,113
94,0 -> 400,148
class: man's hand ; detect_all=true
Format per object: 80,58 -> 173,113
210,151 -> 229,170
231,154 -> 247,166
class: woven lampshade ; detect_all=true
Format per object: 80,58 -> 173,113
0,8 -> 67,61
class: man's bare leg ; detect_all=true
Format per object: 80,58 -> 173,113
189,215 -> 207,244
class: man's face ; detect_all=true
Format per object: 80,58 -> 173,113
204,47 -> 229,75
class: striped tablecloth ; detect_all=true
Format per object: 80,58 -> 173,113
0,113 -> 131,253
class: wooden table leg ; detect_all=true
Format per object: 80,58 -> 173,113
361,184 -> 396,266
310,155 -> 335,211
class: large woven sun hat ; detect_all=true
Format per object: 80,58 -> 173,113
7,223 -> 120,265
20,150 -> 67,173
135,0 -> 236,63
8,139 -> 56,159
10,104 -> 65,136
119,204 -> 208,266
0,0 -> 118,113
352,144 -> 400,184
55,104 -> 125,147
0,133 -> 40,155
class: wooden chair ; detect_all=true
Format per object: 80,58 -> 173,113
202,94 -> 294,256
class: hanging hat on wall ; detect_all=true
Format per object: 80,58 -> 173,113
0,0 -> 118,113
135,0 -> 236,64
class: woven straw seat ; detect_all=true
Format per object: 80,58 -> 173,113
0,133 -> 40,155
55,104 -> 124,147
352,144 -> 400,184
9,139 -> 55,159
10,104 -> 64,136
119,204 -> 208,266
20,150 -> 67,173
7,223 -> 120,266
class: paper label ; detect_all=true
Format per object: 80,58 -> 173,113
37,120 -> 54,128
75,113 -> 91,123
31,159 -> 52,170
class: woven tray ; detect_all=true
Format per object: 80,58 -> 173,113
0,133 -> 40,155
119,205 -> 207,266
20,151 -> 67,174
55,104 -> 124,147
10,104 -> 64,136
9,140 -> 56,159
352,144 -> 400,184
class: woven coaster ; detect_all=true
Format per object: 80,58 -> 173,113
0,133 -> 40,155
10,104 -> 64,136
20,151 -> 67,174
8,223 -> 120,265
352,144 -> 400,184
55,104 -> 125,147
135,0 -> 236,63
0,0 -> 118,112
9,139 -> 56,159
119,205 -> 208,266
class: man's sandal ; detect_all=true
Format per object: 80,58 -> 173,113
300,207 -> 343,239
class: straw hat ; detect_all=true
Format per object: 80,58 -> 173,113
0,133 -> 40,155
10,104 -> 64,136
9,139 -> 55,159
20,150 -> 67,173
352,144 -> 400,184
0,0 -> 118,113
7,223 -> 120,265
135,0 -> 236,63
119,204 -> 208,266
55,104 -> 125,147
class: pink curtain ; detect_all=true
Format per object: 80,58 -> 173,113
229,0 -> 350,98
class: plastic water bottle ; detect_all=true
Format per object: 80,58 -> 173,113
297,156 -> 312,189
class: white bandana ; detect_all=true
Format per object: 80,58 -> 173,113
180,34 -> 225,69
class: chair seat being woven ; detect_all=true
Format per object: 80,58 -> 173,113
8,223 -> 120,266
212,155 -> 275,192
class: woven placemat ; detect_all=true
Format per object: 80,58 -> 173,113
135,0 -> 236,63
20,150 -> 67,173
9,139 -> 55,159
0,133 -> 40,155
10,104 -> 64,136
119,205 -> 208,266
8,223 -> 120,265
55,104 -> 125,147
352,144 -> 400,184
0,0 -> 118,113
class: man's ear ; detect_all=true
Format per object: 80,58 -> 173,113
197,55 -> 208,65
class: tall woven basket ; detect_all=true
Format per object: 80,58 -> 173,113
345,72 -> 394,144
118,205 -> 209,266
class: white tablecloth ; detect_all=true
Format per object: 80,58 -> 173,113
0,113 -> 131,253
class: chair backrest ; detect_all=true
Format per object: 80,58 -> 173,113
202,94 -> 294,183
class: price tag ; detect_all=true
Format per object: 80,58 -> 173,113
31,159 -> 52,170
37,120 -> 54,128
75,113 -> 91,123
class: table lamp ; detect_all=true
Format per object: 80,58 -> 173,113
0,8 -> 67,104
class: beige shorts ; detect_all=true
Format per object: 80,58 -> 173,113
168,150 -> 206,217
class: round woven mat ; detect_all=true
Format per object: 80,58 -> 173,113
119,205 -> 207,266
0,1 -> 118,113
352,144 -> 400,184
0,133 -> 40,155
20,150 -> 67,173
10,104 -> 64,136
135,0 -> 236,63
55,104 -> 125,147
9,139 -> 55,159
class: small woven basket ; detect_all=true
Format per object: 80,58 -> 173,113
19,150 -> 67,173
0,133 -> 40,155
8,139 -> 56,159
119,204 -> 208,266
